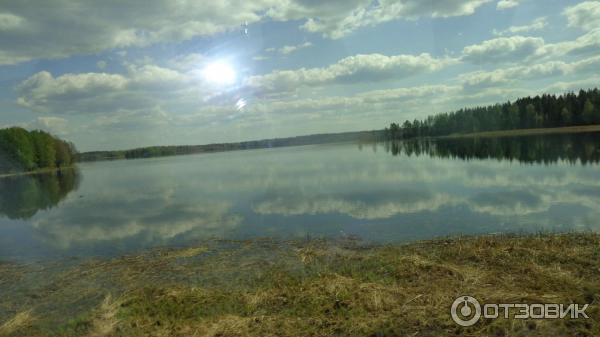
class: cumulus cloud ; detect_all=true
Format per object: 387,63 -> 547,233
23,116 -> 69,136
460,55 -> 600,89
548,28 -> 600,56
246,53 -> 456,93
17,71 -> 129,113
493,17 -> 547,36
0,12 -> 24,30
0,0 -> 493,64
564,1 -> 600,31
0,0 -> 270,65
461,36 -> 545,64
248,84 -> 460,116
15,63 -> 205,114
496,0 -> 520,10
293,0 -> 491,39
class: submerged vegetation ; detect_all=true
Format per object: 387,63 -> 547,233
0,127 -> 77,174
1,233 -> 599,336
385,89 -> 600,139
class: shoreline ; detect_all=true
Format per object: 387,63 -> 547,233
2,232 -> 599,336
77,124 -> 600,164
440,124 -> 600,139
0,166 -> 76,179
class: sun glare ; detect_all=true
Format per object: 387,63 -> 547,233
202,61 -> 236,85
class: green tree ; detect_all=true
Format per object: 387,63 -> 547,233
31,130 -> 56,169
561,108 -> 572,125
582,99 -> 595,124
54,139 -> 73,168
0,127 -> 77,173
0,127 -> 36,170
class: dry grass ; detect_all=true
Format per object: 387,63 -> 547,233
161,247 -> 209,259
88,295 -> 120,337
1,233 -> 599,336
0,311 -> 33,336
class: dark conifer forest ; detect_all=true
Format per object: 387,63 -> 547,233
385,89 -> 600,139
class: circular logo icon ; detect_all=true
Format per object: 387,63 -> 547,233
451,295 -> 481,326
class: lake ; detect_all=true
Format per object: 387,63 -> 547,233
1,132 -> 600,261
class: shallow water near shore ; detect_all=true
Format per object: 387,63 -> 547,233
1,233 -> 599,337
1,132 -> 600,261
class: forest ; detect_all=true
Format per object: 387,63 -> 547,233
0,127 -> 77,173
385,89 -> 600,139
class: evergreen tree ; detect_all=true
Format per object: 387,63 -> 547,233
386,89 -> 600,140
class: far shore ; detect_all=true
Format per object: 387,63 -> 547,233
440,124 -> 600,139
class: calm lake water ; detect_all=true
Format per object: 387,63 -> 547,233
1,133 -> 600,261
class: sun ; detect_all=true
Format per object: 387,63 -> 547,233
202,61 -> 236,85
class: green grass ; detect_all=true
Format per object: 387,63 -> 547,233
1,233 -> 599,336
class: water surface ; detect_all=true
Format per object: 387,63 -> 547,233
1,133 -> 599,261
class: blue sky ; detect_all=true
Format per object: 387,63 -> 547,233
0,0 -> 599,151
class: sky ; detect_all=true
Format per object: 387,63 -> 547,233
0,0 -> 599,151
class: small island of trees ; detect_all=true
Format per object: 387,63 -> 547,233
0,127 -> 77,174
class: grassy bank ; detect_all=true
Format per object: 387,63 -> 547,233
1,233 -> 599,336
442,124 -> 600,139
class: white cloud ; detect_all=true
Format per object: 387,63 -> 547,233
246,53 -> 456,93
543,29 -> 600,57
23,116 -> 69,136
0,0 -> 271,65
291,0 -> 491,39
234,84 -> 462,123
0,12 -> 24,30
564,1 -> 600,31
96,60 -> 107,70
16,71 -> 129,113
277,42 -> 313,55
252,55 -> 269,61
15,63 -> 204,115
496,0 -> 520,10
493,17 -> 547,36
461,35 -> 545,64
0,0 -> 493,65
460,55 -> 600,89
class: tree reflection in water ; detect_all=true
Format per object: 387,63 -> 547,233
381,132 -> 600,165
0,169 -> 80,219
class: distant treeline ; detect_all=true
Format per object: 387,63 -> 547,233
385,89 -> 600,139
0,127 -> 77,173
78,130 -> 382,161
383,132 -> 600,165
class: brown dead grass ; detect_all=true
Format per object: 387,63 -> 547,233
0,311 -> 33,336
2,233 -> 599,337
